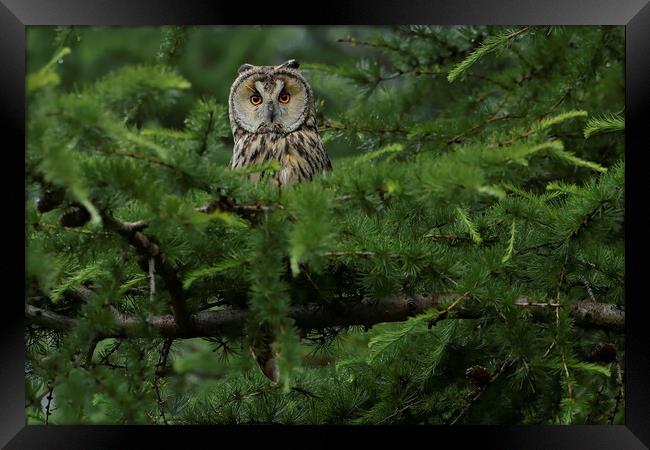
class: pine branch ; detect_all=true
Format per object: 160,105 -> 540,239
447,27 -> 531,82
584,112 -> 625,138
26,295 -> 624,340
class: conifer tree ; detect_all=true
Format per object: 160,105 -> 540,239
26,25 -> 625,425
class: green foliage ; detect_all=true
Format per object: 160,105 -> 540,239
367,309 -> 439,363
26,25 -> 624,425
447,27 -> 531,82
532,110 -> 588,132
157,26 -> 189,65
584,112 -> 625,138
27,46 -> 71,94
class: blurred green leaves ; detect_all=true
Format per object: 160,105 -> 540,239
27,46 -> 71,94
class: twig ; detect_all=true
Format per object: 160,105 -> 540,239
153,338 -> 173,425
319,120 -> 408,135
556,249 -> 573,400
578,274 -> 597,302
45,380 -> 55,424
542,340 -> 556,359
98,339 -> 122,366
424,233 -> 473,243
336,35 -> 512,91
300,269 -> 327,303
379,395 -> 423,424
562,351 -> 573,400
515,299 -> 561,308
197,110 -> 214,156
429,291 -> 471,328
446,113 -> 519,145
584,381 -> 606,424
149,257 -> 156,305
116,151 -> 179,171
322,250 -> 376,257
608,362 -> 624,424
337,36 -> 401,51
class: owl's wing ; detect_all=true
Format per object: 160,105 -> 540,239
313,133 -> 332,173
297,129 -> 332,174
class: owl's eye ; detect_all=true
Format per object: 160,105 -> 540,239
250,94 -> 263,106
278,92 -> 291,104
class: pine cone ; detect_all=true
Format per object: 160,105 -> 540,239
465,365 -> 491,386
59,204 -> 91,228
36,188 -> 65,213
589,342 -> 617,364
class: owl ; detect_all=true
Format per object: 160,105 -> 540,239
228,59 -> 331,187
227,60 -> 331,383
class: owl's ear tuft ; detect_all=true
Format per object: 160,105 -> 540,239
280,59 -> 300,69
238,63 -> 255,74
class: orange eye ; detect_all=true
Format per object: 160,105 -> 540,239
250,94 -> 262,106
279,92 -> 291,104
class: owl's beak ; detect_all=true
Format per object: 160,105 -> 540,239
266,103 -> 277,123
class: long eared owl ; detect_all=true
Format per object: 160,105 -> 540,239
228,59 -> 331,187
227,60 -> 331,383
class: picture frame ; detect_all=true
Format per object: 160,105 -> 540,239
4,0 -> 649,447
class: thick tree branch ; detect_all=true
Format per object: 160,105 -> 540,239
26,294 -> 624,340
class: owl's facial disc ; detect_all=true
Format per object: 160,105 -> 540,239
231,71 -> 310,134
253,80 -> 283,125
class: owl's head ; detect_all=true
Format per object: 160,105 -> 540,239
228,60 -> 315,134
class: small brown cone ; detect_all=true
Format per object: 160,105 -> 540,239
589,342 -> 617,364
465,365 -> 491,386
59,204 -> 91,228
36,188 -> 65,213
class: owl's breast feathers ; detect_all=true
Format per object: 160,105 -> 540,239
229,127 -> 332,186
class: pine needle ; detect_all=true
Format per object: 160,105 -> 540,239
447,27 -> 530,82
533,110 -> 588,132
584,113 -> 624,138
455,206 -> 483,245
502,219 -> 516,263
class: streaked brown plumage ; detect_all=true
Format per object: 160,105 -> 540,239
228,59 -> 331,187
227,60 -> 331,382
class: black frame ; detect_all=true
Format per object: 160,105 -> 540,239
3,1 -> 649,448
